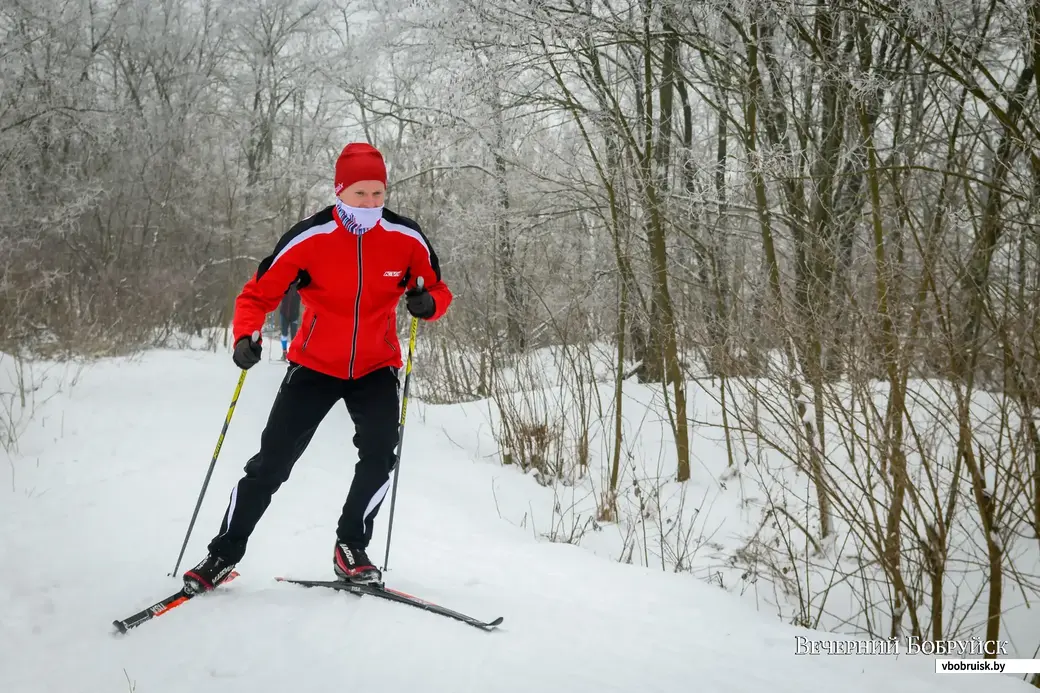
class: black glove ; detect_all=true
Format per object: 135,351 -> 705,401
405,286 -> 435,319
233,333 -> 262,370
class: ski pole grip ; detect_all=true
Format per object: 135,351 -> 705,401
251,330 -> 260,343
417,276 -> 424,290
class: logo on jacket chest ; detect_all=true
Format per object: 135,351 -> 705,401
382,270 -> 403,277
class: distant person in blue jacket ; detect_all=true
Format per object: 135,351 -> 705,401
278,283 -> 301,360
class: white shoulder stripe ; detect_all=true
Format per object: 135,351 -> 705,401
270,220 -> 338,270
381,220 -> 430,261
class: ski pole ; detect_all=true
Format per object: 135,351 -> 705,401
169,332 -> 255,577
383,277 -> 423,573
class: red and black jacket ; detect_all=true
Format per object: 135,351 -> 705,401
232,205 -> 452,380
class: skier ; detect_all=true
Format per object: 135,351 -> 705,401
182,142 -> 452,593
278,283 -> 301,360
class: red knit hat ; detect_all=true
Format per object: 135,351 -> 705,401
334,142 -> 386,195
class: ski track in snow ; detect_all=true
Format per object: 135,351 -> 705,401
0,350 -> 1032,692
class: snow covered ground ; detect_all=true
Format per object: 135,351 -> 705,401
426,342 -> 1040,662
0,348 -> 1033,692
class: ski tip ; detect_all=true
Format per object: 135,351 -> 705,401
489,617 -> 504,627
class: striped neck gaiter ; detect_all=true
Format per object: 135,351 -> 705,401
335,198 -> 383,235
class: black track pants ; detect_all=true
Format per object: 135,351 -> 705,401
206,364 -> 400,562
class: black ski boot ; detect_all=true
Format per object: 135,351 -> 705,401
333,542 -> 382,584
183,554 -> 237,594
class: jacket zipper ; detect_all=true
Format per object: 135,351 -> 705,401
302,314 -> 318,351
348,233 -> 363,378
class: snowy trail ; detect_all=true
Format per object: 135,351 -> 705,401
0,350 -> 1031,692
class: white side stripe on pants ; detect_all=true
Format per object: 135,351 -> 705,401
362,477 -> 393,534
220,485 -> 238,535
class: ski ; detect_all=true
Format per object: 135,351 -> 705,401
274,576 -> 503,631
112,571 -> 240,634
